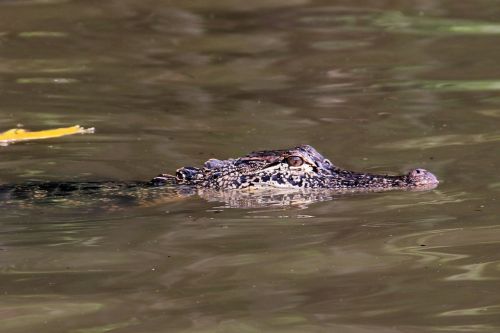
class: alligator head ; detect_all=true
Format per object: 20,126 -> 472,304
151,145 -> 439,191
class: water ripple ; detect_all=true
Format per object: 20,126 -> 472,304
385,226 -> 500,282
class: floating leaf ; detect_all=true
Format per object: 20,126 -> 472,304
0,125 -> 95,146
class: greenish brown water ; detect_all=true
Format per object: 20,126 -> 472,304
0,1 -> 499,332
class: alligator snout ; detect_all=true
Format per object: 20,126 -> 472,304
407,168 -> 439,188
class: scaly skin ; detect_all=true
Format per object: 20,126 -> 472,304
151,145 -> 439,191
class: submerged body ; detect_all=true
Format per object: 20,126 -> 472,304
0,145 -> 438,208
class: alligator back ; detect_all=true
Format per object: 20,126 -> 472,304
0,180 -> 189,209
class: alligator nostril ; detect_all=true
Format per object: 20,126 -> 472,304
410,168 -> 427,178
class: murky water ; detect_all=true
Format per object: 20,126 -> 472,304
0,0 -> 499,332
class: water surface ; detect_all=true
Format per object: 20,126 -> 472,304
0,1 -> 499,332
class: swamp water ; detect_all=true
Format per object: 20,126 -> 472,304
0,1 -> 499,332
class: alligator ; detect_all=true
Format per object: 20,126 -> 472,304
151,144 -> 438,190
0,145 -> 438,209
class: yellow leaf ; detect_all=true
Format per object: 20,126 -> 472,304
0,125 -> 95,146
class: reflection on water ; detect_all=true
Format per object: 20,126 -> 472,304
374,11 -> 500,35
376,132 -> 500,149
0,0 -> 499,332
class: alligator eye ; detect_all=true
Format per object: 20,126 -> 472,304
287,156 -> 304,167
